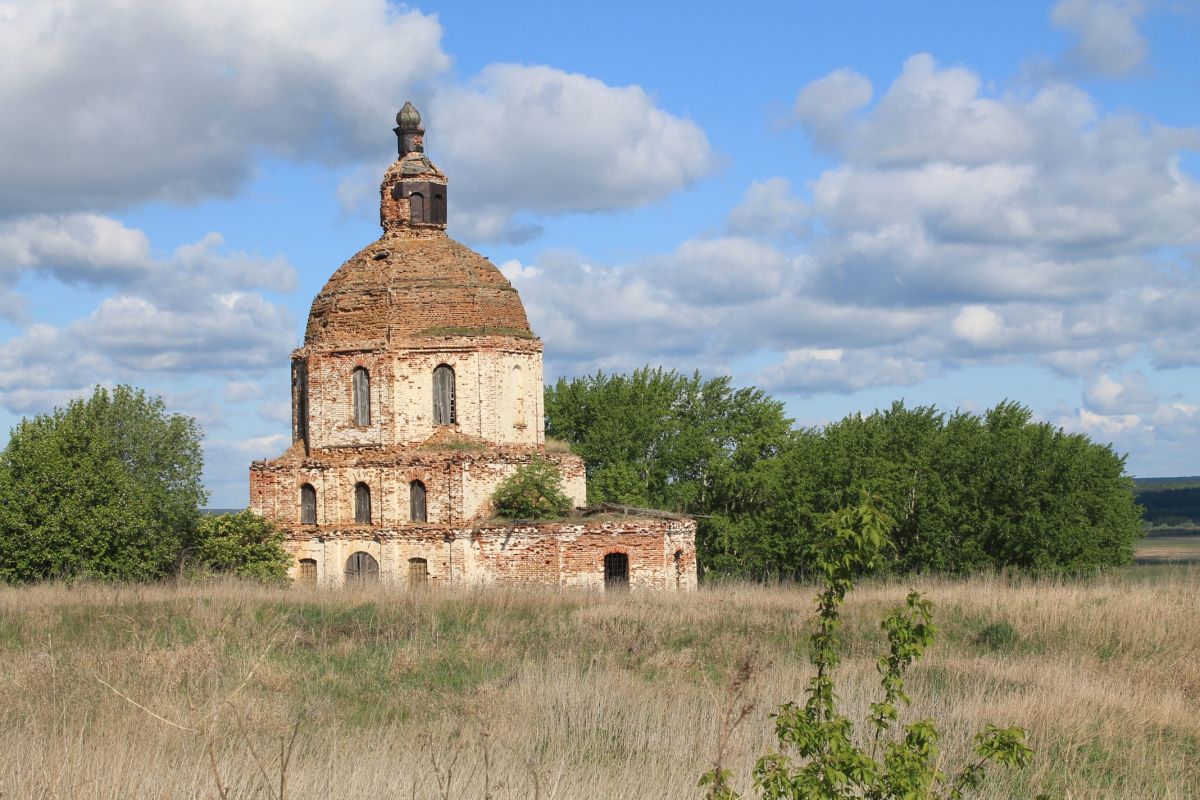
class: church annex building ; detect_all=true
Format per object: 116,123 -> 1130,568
249,104 -> 697,591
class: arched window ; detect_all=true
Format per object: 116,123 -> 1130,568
511,364 -> 526,427
345,551 -> 378,583
300,483 -> 317,525
409,480 -> 427,523
432,364 -> 456,425
604,552 -> 629,591
408,557 -> 428,587
409,192 -> 424,223
432,192 -> 446,224
291,359 -> 308,444
351,367 -> 370,427
297,558 -> 317,586
354,482 -> 371,524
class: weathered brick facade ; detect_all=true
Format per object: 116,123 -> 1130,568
283,518 -> 697,591
249,102 -> 697,591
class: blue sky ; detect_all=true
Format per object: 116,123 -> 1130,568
0,0 -> 1197,506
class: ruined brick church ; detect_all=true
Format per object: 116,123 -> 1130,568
250,103 -> 697,591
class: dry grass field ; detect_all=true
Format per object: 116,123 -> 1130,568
2,566 -> 1199,799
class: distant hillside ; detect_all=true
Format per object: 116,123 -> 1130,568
200,508 -> 244,516
1133,477 -> 1200,530
1134,476 -> 1200,490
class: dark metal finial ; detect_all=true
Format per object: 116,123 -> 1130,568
396,101 -> 423,132
394,101 -> 425,157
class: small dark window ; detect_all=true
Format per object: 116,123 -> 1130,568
354,482 -> 371,524
432,192 -> 446,224
352,367 -> 370,426
409,192 -> 425,223
432,364 -> 456,425
604,552 -> 629,591
297,558 -> 317,586
408,557 -> 428,587
345,551 -> 378,583
300,483 -> 317,525
292,359 -> 308,445
410,480 -> 427,523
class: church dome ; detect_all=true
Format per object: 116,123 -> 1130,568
302,102 -> 534,351
303,230 -> 533,350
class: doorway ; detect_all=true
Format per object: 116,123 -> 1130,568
345,551 -> 379,583
604,552 -> 629,591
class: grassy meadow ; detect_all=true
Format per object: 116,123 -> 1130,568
2,562 -> 1200,799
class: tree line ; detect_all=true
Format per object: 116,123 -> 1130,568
546,367 -> 1143,577
1134,482 -> 1200,528
0,372 -> 1144,583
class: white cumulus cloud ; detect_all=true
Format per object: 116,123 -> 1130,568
432,64 -> 713,242
1051,0 -> 1148,77
0,0 -> 449,213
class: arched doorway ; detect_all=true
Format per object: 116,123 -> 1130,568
604,552 -> 629,591
345,551 -> 379,583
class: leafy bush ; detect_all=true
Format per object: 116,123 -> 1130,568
0,385 -> 206,582
491,457 -> 573,520
189,510 -> 290,583
700,498 -> 1041,800
974,620 -> 1018,652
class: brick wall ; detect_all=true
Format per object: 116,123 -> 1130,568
296,338 -> 544,450
251,449 -> 587,527
278,517 -> 698,592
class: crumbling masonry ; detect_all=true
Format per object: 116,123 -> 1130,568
249,103 -> 698,591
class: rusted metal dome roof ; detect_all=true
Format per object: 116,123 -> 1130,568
302,230 -> 533,351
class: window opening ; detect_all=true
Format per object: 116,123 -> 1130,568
410,480 -> 427,523
512,364 -> 525,427
409,192 -> 424,223
298,558 -> 317,586
354,482 -> 372,524
352,367 -> 370,426
604,552 -> 629,591
292,359 -> 308,444
408,557 -> 428,587
300,484 -> 317,525
432,364 -> 456,425
345,551 -> 378,583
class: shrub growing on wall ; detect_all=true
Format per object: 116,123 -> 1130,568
491,457 -> 573,520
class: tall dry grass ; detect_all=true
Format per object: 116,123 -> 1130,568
1,568 -> 1198,799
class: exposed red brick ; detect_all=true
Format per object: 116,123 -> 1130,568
249,104 -> 698,591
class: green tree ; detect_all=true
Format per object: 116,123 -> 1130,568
757,400 -> 1142,577
544,367 -> 794,574
0,385 -> 207,582
491,457 -> 573,519
189,510 -> 290,583
548,368 -> 1142,578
